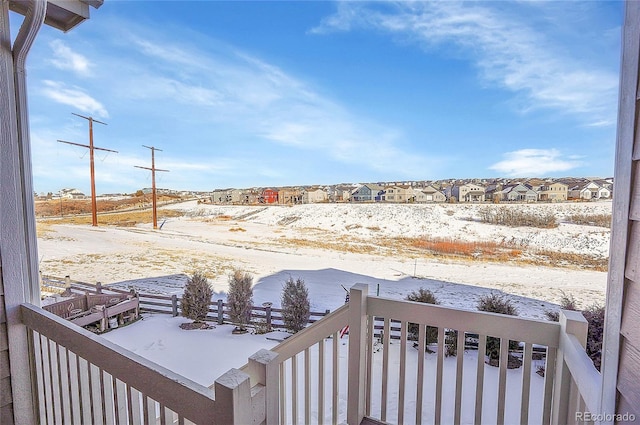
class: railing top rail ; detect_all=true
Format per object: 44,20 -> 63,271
367,295 -> 561,347
21,303 -> 218,424
271,303 -> 349,361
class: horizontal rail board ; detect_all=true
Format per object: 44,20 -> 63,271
272,304 -> 349,361
367,296 -> 560,347
22,303 -> 217,424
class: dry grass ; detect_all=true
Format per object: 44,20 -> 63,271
40,209 -> 183,227
566,214 -> 611,228
229,227 -> 246,232
529,250 -> 608,271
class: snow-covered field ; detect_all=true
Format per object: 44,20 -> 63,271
36,200 -> 611,422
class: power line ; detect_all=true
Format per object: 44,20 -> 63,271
57,113 -> 117,227
135,145 -> 169,229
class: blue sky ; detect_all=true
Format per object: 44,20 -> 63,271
14,1 -> 623,194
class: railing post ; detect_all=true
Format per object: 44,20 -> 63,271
265,305 -> 272,329
171,295 -> 178,317
248,349 -> 280,425
217,299 -> 224,325
552,310 -> 588,425
347,283 -> 368,425
96,282 -> 102,294
213,368 -> 252,424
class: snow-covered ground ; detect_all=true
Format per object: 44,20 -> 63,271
37,201 -> 609,423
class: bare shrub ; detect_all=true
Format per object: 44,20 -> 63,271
583,304 -> 605,371
477,293 -> 519,364
227,270 -> 253,331
566,213 -> 611,228
545,292 -> 579,322
478,207 -> 558,229
405,288 -> 439,346
181,271 -> 212,323
281,277 -> 311,333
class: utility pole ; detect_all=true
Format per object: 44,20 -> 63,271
58,113 -> 117,227
135,146 -> 169,229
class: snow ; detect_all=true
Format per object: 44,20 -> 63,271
37,201 -> 609,423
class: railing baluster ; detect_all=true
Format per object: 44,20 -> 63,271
113,378 -> 126,425
435,326 -> 445,425
292,353 -> 298,425
55,343 -> 70,425
32,332 -> 47,424
279,363 -> 286,425
542,346 -> 557,425
381,317 -> 390,422
304,347 -> 310,425
454,330 -> 465,425
65,348 -> 77,424
366,316 -> 374,416
497,338 -> 509,425
159,404 -> 167,425
398,320 -> 407,425
128,386 -> 142,425
43,337 -> 55,424
145,395 -> 156,425
520,342 -> 533,425
475,334 -> 486,425
318,339 -> 324,425
102,371 -> 116,425
332,331 -> 339,425
89,364 -> 102,423
416,324 -> 426,425
78,357 -> 92,425
66,351 -> 80,425
99,368 -> 108,424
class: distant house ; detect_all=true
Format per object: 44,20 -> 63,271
302,188 -> 328,204
497,183 -> 538,202
59,188 -> 85,199
451,183 -> 485,203
569,181 -> 611,200
261,188 -> 278,204
279,187 -> 302,205
351,184 -> 384,202
414,185 -> 446,203
381,185 -> 413,202
538,182 -> 568,202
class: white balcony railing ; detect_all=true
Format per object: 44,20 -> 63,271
22,283 -> 601,424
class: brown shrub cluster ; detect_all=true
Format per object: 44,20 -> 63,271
478,207 -> 558,229
566,213 -> 611,228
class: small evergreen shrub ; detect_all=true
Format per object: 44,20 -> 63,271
181,271 -> 212,323
227,270 -> 253,331
405,288 -> 439,345
281,277 -> 311,333
477,293 -> 519,364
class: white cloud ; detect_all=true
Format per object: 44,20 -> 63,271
311,2 -> 618,127
488,149 -> 583,176
49,40 -> 92,75
40,80 -> 108,118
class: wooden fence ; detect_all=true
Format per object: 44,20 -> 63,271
41,275 -> 330,331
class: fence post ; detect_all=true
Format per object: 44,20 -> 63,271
171,295 -> 178,317
265,305 -> 272,329
551,310 -> 588,425
64,275 -> 71,289
217,299 -> 224,325
96,282 -> 102,294
248,349 -> 280,425
347,283 -> 368,425
213,368 -> 252,424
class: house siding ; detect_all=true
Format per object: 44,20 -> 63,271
0,267 -> 13,424
606,2 -> 640,419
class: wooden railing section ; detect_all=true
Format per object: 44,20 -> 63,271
20,304 -> 275,425
238,283 -> 601,425
25,282 -> 601,425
